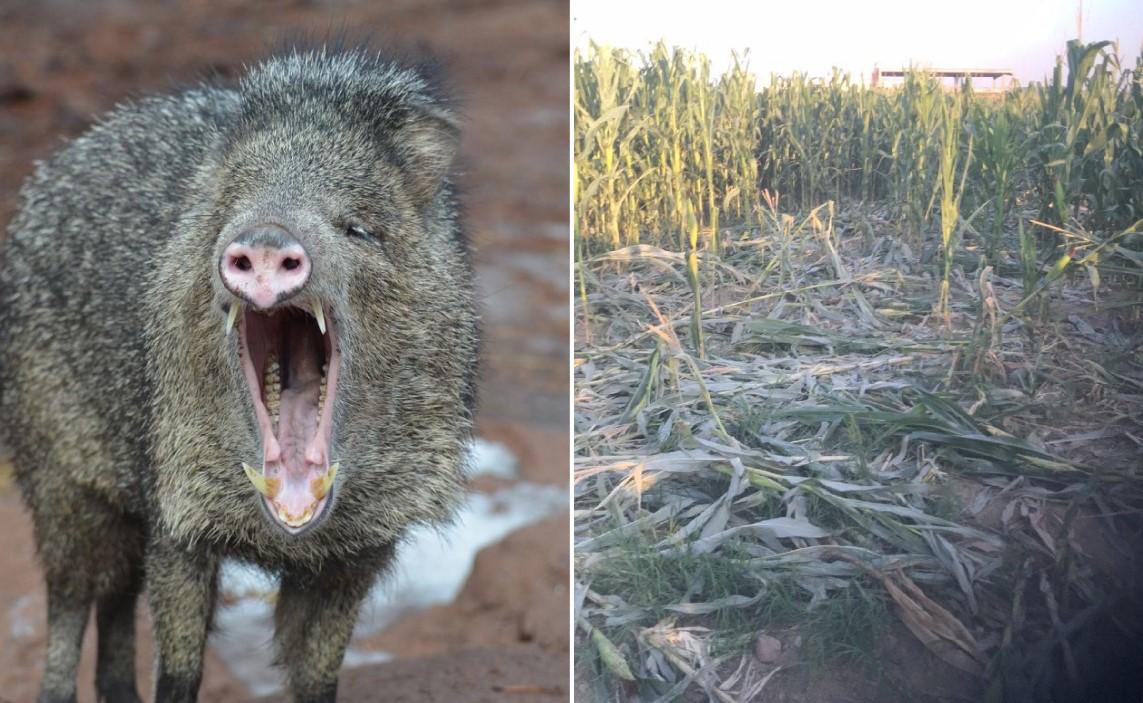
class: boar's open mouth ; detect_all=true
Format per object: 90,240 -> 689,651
229,301 -> 341,534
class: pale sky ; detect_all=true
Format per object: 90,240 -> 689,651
572,0 -> 1143,84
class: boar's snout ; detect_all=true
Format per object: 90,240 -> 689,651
220,223 -> 311,309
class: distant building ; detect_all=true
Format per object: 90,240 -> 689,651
870,65 -> 1015,93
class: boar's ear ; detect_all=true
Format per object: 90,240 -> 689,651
393,105 -> 459,206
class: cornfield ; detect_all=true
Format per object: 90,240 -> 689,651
575,39 -> 1143,261
575,38 -> 1143,703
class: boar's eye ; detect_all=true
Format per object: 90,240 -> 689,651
345,223 -> 382,245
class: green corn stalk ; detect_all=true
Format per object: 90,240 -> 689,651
972,100 -> 1019,262
574,44 -> 632,249
935,91 -> 974,318
620,343 -> 662,422
573,166 -> 591,342
685,199 -> 705,358
1032,40 -> 1122,233
687,54 -> 719,254
1017,219 -> 1047,324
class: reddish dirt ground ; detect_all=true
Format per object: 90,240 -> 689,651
0,0 -> 569,701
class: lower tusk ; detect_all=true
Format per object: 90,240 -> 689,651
225,302 -> 241,336
243,462 -> 281,499
310,462 -> 340,501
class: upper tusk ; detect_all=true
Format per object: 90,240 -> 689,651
312,301 -> 326,335
225,302 -> 241,336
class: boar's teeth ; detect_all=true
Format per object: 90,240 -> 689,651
310,462 -> 339,501
318,364 -> 328,413
263,356 -> 281,430
225,302 -> 241,336
242,462 -> 281,499
312,301 -> 326,335
277,504 -> 314,528
263,354 -> 280,382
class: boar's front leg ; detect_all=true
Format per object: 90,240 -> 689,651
274,546 -> 395,703
146,539 -> 219,703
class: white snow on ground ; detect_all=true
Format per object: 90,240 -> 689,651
8,594 -> 38,640
208,438 -> 567,697
353,481 -> 568,637
465,436 -> 520,478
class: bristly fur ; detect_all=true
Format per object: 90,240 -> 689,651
0,45 -> 477,703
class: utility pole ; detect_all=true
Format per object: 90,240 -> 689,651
1076,0 -> 1083,41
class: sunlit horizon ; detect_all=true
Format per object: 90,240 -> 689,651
573,0 -> 1143,85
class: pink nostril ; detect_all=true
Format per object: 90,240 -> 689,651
219,224 -> 311,308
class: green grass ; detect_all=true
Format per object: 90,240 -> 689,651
583,533 -> 894,691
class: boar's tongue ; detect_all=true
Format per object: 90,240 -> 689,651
276,314 -> 325,474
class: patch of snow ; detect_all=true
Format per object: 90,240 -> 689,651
468,437 -> 518,478
210,593 -> 280,696
342,647 -> 393,668
354,481 -> 568,637
8,594 -> 39,640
